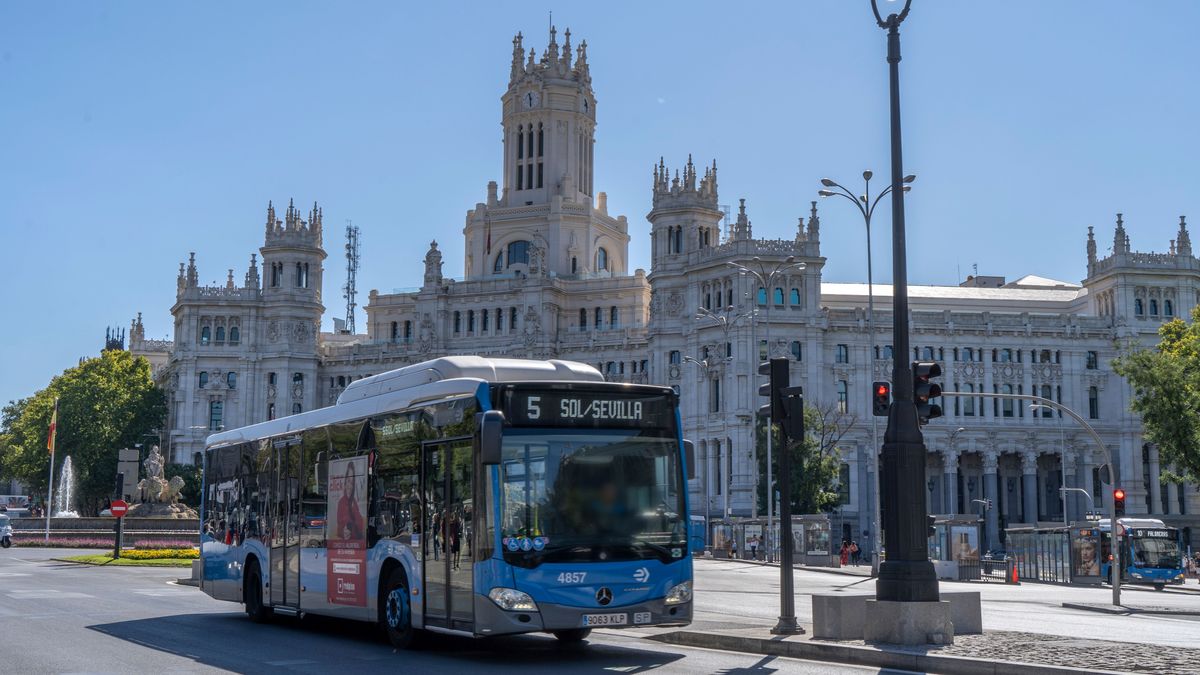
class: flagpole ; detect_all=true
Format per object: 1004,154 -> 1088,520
44,398 -> 58,544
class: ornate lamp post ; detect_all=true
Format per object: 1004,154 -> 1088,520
866,0 -> 940,604
819,169 -> 914,576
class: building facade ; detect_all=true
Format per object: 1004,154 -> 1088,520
131,27 -> 1200,553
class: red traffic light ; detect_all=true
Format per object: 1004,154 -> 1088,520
1113,488 -> 1126,500
875,383 -> 890,397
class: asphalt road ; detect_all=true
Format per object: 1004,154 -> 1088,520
0,548 -> 908,674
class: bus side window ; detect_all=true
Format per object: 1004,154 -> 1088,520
373,414 -> 421,552
302,428 -> 330,548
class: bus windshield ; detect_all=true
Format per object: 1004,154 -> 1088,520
1131,534 -> 1181,569
499,428 -> 686,567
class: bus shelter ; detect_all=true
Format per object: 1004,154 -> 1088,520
727,515 -> 837,566
1005,525 -> 1072,584
927,515 -> 983,580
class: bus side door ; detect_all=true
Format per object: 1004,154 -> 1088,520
422,439 -> 475,632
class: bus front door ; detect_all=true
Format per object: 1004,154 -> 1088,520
270,441 -> 301,608
422,439 -> 475,632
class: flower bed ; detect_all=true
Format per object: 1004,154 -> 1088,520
119,548 -> 199,560
12,535 -> 115,548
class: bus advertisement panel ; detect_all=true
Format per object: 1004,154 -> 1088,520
327,455 -> 368,606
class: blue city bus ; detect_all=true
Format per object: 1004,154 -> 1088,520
1097,518 -> 1185,591
200,356 -> 693,647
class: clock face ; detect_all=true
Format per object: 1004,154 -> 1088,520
523,91 -> 540,109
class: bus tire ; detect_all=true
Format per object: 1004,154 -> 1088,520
1154,583 -> 1165,591
0,537 -> 10,549
381,566 -> 420,649
244,560 -> 271,623
552,628 -> 591,644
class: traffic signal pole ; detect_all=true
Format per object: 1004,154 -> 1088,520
940,390 -> 1121,606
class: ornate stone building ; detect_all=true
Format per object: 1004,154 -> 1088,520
131,27 -> 1199,553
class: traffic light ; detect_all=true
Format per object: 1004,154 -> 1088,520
1114,488 -> 1126,517
758,358 -> 788,421
872,381 -> 892,417
927,514 -> 936,538
986,498 -> 993,511
912,361 -> 943,424
113,472 -> 125,500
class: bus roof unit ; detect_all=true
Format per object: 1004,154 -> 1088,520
337,356 -> 603,405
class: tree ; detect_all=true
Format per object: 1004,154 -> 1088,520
1114,307 -> 1200,483
0,350 -> 166,515
756,400 -> 856,515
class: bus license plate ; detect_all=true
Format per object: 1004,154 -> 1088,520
583,613 -> 627,626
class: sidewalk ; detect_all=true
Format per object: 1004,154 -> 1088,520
712,555 -> 874,578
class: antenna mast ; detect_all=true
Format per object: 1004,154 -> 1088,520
343,221 -> 361,334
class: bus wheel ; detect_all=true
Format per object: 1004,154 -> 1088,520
382,567 -> 419,649
553,628 -> 592,644
244,560 -> 272,623
1155,583 -> 1165,591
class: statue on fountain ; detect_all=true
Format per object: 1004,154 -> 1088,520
125,446 -> 198,519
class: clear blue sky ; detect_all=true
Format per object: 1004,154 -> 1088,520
2,1 -> 1199,407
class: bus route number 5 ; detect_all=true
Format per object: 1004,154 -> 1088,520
557,572 -> 586,584
527,396 -> 541,419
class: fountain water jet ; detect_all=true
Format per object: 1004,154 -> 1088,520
53,456 -> 79,518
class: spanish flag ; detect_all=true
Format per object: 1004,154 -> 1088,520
47,399 -> 58,455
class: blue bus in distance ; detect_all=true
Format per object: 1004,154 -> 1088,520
200,356 -> 693,648
1098,518 -> 1185,591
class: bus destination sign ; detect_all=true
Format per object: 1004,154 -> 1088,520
1129,528 -> 1174,539
503,390 -> 673,429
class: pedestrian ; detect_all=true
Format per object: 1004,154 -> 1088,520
839,540 -> 849,567
850,540 -> 860,566
750,535 -> 759,561
730,537 -> 738,560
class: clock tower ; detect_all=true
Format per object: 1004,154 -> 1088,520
502,26 -> 596,206
462,27 -> 628,281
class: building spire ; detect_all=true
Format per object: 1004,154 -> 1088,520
186,252 -> 198,287
1113,212 -> 1128,254
561,28 -> 572,67
1178,215 -> 1192,256
245,253 -> 260,289
1086,225 -> 1097,267
266,199 -> 276,238
511,31 -> 525,83
807,200 -> 820,242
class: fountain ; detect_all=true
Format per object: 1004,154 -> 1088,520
54,456 -> 79,518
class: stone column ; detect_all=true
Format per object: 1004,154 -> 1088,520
1077,448 -> 1094,517
1149,444 -> 1162,515
1061,449 -> 1077,523
1022,451 -> 1039,524
1166,466 -> 1179,515
943,450 -> 959,515
983,450 -> 1000,553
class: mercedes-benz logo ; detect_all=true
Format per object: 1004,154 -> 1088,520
595,587 -> 613,606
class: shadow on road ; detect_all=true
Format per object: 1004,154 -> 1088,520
88,611 -> 688,673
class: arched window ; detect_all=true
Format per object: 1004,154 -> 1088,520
293,372 -> 304,385
510,307 -> 518,328
790,288 -> 801,305
506,240 -> 530,266
884,345 -> 894,360
579,308 -> 588,330
962,383 -> 976,416
537,122 -> 544,157
517,125 -> 524,160
704,292 -> 712,310
209,401 -> 223,431
596,247 -> 609,271
198,372 -> 208,388
214,326 -> 225,343
571,257 -> 577,274
1002,384 -> 1015,417
227,372 -> 237,389
391,321 -> 398,340
338,376 -> 346,387
1135,299 -> 1144,315
229,326 -> 239,344
669,350 -> 681,365
594,307 -> 603,328
757,287 -> 767,305
773,288 -> 784,305
610,306 -> 618,327
674,226 -> 682,253
922,346 -> 934,360
1150,299 -> 1159,315
404,320 -> 412,340
467,310 -> 475,332
453,311 -> 461,333
493,253 -> 504,273
726,288 -> 733,307
1166,300 -> 1175,317
481,309 -> 489,331
200,326 -> 211,345
791,341 -> 802,361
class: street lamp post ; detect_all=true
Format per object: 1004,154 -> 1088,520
867,0 -> 939,603
726,256 -> 805,563
1032,404 -> 1070,526
819,169 -> 914,576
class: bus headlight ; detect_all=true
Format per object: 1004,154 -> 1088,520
488,587 -> 538,612
664,580 -> 692,605
1132,573 -> 1143,579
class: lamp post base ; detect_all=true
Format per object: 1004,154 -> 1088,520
876,559 -> 939,603
770,617 -> 805,635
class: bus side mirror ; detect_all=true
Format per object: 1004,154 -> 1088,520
478,410 -> 505,465
683,440 -> 696,480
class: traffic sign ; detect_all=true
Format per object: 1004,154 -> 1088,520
110,500 -> 128,518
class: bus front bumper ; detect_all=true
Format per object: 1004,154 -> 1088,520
473,595 -> 692,636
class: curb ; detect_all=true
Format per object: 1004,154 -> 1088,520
1062,601 -> 1200,617
717,557 -> 874,579
649,630 -> 1126,675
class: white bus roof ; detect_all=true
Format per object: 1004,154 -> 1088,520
1096,517 -> 1169,530
204,356 -> 604,451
